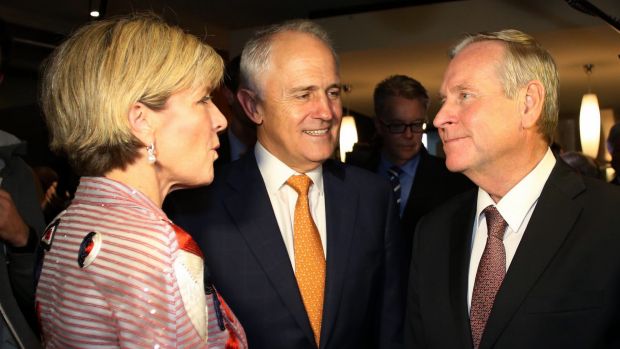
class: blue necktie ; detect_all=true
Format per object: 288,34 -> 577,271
387,166 -> 402,211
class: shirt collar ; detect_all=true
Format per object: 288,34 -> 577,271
476,148 -> 556,232
378,152 -> 421,177
255,141 -> 324,194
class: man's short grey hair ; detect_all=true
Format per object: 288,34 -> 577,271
239,19 -> 338,97
449,29 -> 559,144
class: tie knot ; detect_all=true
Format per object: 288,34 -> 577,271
483,205 -> 507,240
287,174 -> 313,196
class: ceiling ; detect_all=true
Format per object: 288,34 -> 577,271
1,0 -> 619,123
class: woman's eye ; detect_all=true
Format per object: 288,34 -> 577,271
200,95 -> 212,104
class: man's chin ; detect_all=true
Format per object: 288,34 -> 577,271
396,151 -> 420,162
445,158 -> 467,174
303,147 -> 336,165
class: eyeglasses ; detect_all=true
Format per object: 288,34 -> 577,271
380,120 -> 427,134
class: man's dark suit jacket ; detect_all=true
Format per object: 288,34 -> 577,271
168,153 -> 405,349
163,131 -> 230,216
405,160 -> 620,348
347,145 -> 473,262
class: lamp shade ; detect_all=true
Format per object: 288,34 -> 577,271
579,93 -> 601,158
339,116 -> 358,162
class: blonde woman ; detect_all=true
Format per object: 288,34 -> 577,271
36,14 -> 247,348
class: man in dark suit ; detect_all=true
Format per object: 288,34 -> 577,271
171,20 -> 404,349
347,75 -> 472,261
405,29 -> 620,348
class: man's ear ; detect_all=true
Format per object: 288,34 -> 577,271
127,102 -> 154,145
521,80 -> 545,129
237,88 -> 263,125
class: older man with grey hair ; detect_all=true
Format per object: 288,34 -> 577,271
406,29 -> 620,348
169,19 -> 405,349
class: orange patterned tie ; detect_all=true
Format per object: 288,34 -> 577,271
287,174 -> 325,346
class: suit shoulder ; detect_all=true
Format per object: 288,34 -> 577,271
324,160 -> 393,199
548,164 -> 620,206
337,161 -> 390,184
418,188 -> 476,226
345,142 -> 380,171
163,158 -> 248,218
580,176 -> 620,205
421,152 -> 447,168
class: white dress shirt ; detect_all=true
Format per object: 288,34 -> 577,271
255,142 -> 327,270
467,148 -> 556,310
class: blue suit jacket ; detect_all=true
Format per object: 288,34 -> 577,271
167,153 -> 405,349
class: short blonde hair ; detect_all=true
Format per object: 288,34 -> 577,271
450,29 -> 559,144
41,13 -> 224,175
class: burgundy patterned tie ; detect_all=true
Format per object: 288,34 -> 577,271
470,205 -> 508,349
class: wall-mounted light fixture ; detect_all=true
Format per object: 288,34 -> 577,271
579,63 -> 601,158
339,84 -> 358,162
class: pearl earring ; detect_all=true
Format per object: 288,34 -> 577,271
146,143 -> 156,164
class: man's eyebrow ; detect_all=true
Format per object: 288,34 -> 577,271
452,83 -> 474,93
289,85 -> 318,94
439,83 -> 473,98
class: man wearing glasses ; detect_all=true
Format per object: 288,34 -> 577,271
348,75 -> 472,263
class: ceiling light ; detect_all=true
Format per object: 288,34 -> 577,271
339,84 -> 358,162
579,64 -> 601,158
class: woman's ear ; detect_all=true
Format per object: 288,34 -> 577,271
521,80 -> 545,129
237,88 -> 263,125
128,102 -> 154,145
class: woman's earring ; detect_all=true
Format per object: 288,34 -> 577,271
146,143 -> 156,164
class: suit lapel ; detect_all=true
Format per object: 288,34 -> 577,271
401,147 -> 435,228
223,155 -> 315,343
404,149 -> 428,216
448,190 -> 478,346
320,161 -> 357,348
481,162 -> 585,348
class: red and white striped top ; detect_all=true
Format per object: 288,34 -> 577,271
36,177 -> 247,348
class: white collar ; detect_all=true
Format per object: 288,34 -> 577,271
254,141 -> 324,194
476,148 -> 556,232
